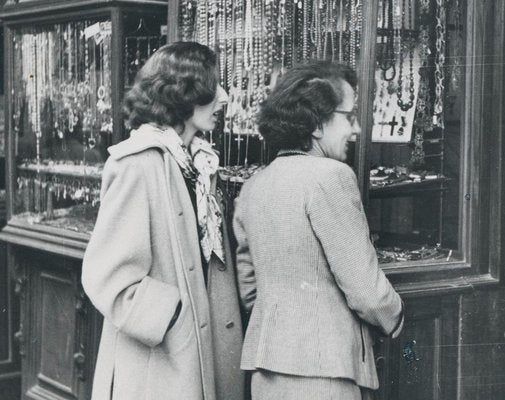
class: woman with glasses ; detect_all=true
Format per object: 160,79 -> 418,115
233,61 -> 404,400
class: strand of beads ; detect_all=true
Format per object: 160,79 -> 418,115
397,0 -> 415,111
433,0 -> 446,128
349,0 -> 356,68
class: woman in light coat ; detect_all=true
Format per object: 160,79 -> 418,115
233,62 -> 404,400
82,42 -> 244,400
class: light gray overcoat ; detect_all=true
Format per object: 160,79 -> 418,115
233,154 -> 403,390
82,125 -> 244,400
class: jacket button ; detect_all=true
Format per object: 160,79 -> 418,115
225,321 -> 234,329
218,263 -> 226,271
178,210 -> 183,216
200,322 -> 208,329
188,265 -> 195,271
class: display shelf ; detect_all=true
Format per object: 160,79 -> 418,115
1,4 -> 167,245
370,176 -> 450,198
17,162 -> 103,180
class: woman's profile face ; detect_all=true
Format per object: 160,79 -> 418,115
185,84 -> 228,134
316,80 -> 361,161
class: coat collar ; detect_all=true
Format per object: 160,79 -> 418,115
108,124 -> 176,160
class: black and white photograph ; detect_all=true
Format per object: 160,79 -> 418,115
0,0 -> 503,399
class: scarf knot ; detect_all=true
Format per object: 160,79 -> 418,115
152,125 -> 224,263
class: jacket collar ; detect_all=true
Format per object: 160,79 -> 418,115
108,124 -> 177,160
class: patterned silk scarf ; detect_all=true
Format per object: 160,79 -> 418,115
154,125 -> 224,263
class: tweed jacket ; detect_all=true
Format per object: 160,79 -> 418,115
82,125 -> 244,400
233,154 -> 403,390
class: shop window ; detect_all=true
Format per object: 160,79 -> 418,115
177,0 -> 500,275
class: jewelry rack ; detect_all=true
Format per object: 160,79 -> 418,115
4,6 -> 168,237
368,0 -> 464,263
179,0 -> 464,266
180,0 -> 363,186
124,17 -> 167,87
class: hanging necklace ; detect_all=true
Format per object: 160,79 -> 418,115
243,0 -> 253,71
433,0 -> 446,128
279,0 -> 287,70
311,0 -> 322,59
217,0 -> 226,86
302,0 -> 309,60
284,0 -> 293,69
225,0 -> 233,90
338,0 -> 344,62
326,0 -> 335,61
379,0 -> 395,79
277,149 -> 309,157
396,0 -> 415,112
293,0 -> 302,63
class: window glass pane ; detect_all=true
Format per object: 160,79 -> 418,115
369,0 -> 465,264
178,0 -> 365,200
11,20 -> 112,234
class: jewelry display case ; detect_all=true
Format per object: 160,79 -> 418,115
176,0 -> 502,276
177,0 -> 365,221
0,2 -> 167,256
367,0 -> 464,264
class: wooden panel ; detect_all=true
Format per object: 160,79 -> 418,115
38,272 -> 76,394
11,249 -> 93,400
459,289 -> 505,400
375,296 -> 459,400
0,240 -> 21,400
0,244 -> 9,360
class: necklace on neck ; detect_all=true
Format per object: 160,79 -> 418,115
277,149 -> 309,157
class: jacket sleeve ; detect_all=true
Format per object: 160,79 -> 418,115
307,163 -> 403,338
233,195 -> 257,313
82,157 -> 181,347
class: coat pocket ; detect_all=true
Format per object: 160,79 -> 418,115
159,294 -> 196,355
360,322 -> 366,362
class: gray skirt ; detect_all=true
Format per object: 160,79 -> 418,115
251,369 -> 375,400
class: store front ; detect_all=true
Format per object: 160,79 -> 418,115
0,0 -> 504,399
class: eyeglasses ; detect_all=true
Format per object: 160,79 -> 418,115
334,109 -> 358,126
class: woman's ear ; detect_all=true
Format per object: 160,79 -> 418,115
312,126 -> 324,139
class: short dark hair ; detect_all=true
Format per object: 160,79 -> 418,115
257,61 -> 357,151
123,41 -> 218,130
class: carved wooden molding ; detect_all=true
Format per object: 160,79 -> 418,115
0,223 -> 88,260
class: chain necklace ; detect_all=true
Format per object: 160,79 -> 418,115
379,0 -> 395,79
434,0 -> 446,128
420,0 -> 430,14
302,0 -> 309,60
311,0 -> 322,59
447,0 -> 463,94
217,0 -> 226,86
225,0 -> 233,90
279,0 -> 287,70
396,0 -> 415,111
197,0 -> 207,46
338,0 -> 344,62
243,0 -> 253,71
265,0 -> 274,77
349,0 -> 356,68
181,1 -> 194,41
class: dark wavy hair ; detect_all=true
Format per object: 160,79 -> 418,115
257,61 -> 357,151
123,41 -> 218,130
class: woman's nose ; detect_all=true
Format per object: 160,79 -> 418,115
352,119 -> 361,137
217,84 -> 228,103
